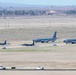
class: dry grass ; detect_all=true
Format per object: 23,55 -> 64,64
0,16 -> 76,41
0,16 -> 76,74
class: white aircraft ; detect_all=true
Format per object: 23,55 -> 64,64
34,66 -> 44,70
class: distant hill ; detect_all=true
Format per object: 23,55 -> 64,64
0,3 -> 76,10
0,2 -> 50,8
0,3 -> 28,7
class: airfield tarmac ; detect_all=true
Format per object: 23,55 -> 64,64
0,15 -> 76,75
1,71 -> 76,75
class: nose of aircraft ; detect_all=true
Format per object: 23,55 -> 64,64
63,40 -> 66,42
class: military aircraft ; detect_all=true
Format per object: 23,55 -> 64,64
22,40 -> 35,46
63,39 -> 76,44
33,31 -> 57,43
0,40 -> 7,45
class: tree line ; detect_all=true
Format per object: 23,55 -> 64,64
0,9 -> 76,16
65,10 -> 76,15
0,9 -> 46,16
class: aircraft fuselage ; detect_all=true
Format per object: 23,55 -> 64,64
63,39 -> 76,44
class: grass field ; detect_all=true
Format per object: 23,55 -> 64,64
0,15 -> 76,75
0,15 -> 76,41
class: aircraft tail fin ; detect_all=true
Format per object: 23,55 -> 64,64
52,31 -> 57,42
4,40 -> 7,45
33,40 -> 35,45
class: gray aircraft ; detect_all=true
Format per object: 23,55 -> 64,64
22,40 -> 35,46
63,39 -> 76,44
0,40 -> 7,45
33,31 -> 57,43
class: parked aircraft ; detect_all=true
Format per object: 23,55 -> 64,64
22,40 -> 35,46
0,40 -> 7,45
33,31 -> 57,43
63,39 -> 76,44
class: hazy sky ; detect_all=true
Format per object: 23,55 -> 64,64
0,0 -> 75,6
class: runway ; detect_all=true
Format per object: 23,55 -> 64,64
2,69 -> 76,71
